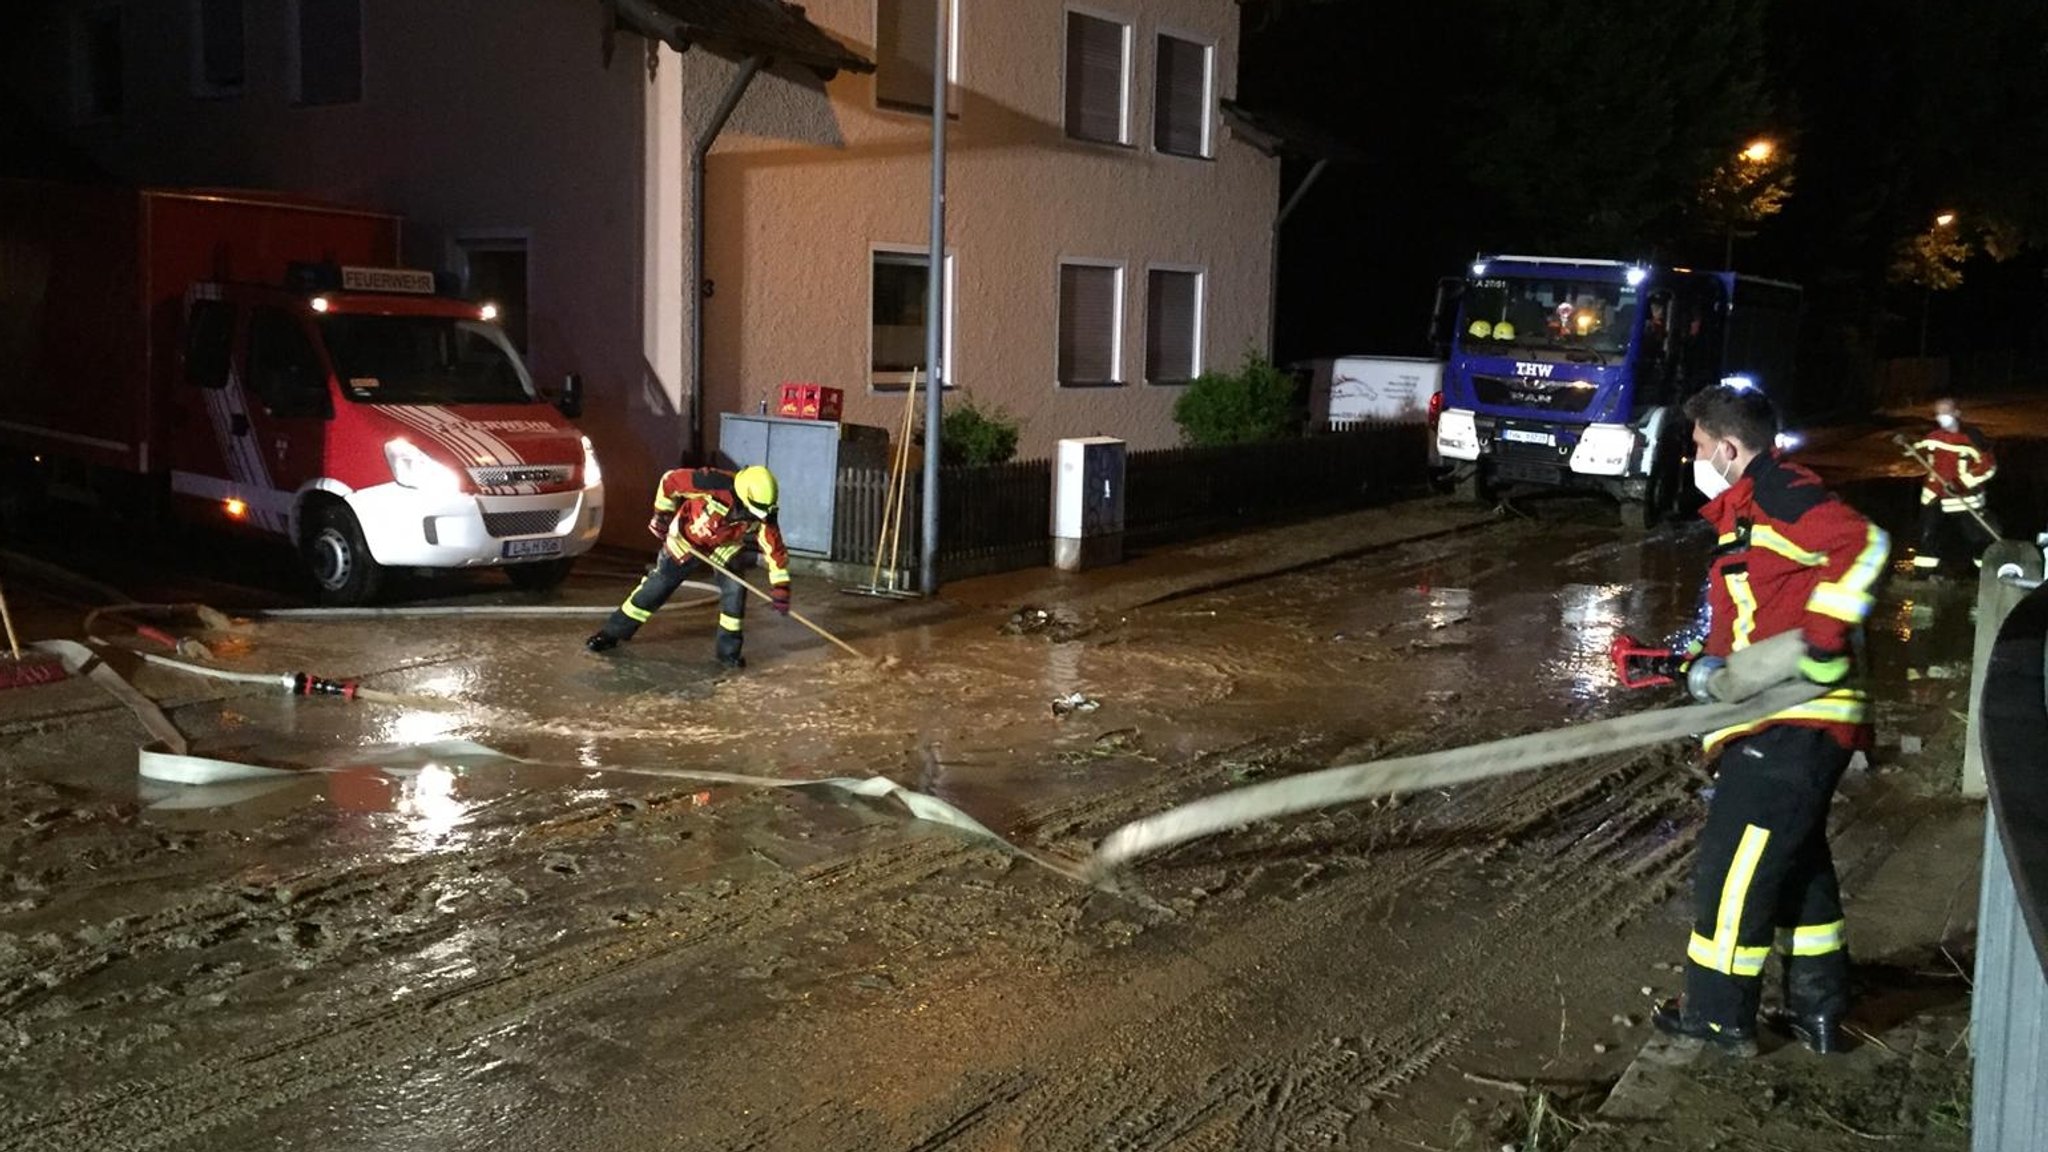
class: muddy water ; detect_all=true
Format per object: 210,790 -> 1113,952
0,469 -> 2009,1152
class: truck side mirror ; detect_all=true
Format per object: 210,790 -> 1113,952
1427,277 -> 1466,355
556,372 -> 584,419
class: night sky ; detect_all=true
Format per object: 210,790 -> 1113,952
1239,0 -> 2048,396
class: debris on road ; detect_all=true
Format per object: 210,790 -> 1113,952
1052,692 -> 1101,717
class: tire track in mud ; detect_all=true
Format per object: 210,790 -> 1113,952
903,690 -> 1705,1149
0,831 -> 979,1152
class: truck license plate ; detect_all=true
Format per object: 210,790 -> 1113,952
502,538 -> 563,559
1501,428 -> 1555,447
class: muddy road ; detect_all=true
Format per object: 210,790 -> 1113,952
0,469 -> 1996,1150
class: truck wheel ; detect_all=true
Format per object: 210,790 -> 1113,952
1622,424 -> 1687,529
304,504 -> 385,605
505,558 -> 576,591
1454,464 -> 1492,506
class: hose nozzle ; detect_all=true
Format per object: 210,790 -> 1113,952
291,672 -> 360,701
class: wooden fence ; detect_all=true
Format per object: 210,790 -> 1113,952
830,423 -> 1427,582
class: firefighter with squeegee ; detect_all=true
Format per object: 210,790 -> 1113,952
585,465 -> 791,669
1610,382 -> 1890,1057
1903,397 -> 2000,576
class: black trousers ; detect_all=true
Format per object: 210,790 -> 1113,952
1683,724 -> 1852,1032
599,548 -> 751,660
1915,502 -> 1999,572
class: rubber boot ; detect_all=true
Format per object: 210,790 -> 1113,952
586,632 -> 620,653
1651,998 -> 1758,1058
1767,963 -> 1849,1054
715,628 -> 745,671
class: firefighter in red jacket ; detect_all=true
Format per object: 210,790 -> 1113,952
1907,398 -> 1999,574
585,465 -> 791,669
1616,383 -> 1890,1057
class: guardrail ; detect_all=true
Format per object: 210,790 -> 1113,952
1969,540 -> 2048,1152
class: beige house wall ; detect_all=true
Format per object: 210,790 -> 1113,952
7,0 -> 1275,545
676,0 -> 1279,462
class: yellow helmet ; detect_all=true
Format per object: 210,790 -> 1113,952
1467,320 -> 1494,339
1493,320 -> 1516,340
733,465 -> 778,518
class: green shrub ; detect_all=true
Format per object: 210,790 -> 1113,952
1171,348 -> 1300,446
920,397 -> 1021,466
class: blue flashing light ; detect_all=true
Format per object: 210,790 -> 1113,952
1720,374 -> 1758,393
1471,261 -> 1488,277
1625,266 -> 1648,287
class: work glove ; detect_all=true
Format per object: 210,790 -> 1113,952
770,584 -> 792,617
1799,644 -> 1851,686
648,511 -> 674,540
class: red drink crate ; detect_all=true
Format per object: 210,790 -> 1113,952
776,382 -> 843,421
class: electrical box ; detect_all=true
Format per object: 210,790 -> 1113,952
718,413 -> 887,556
1053,436 -> 1125,571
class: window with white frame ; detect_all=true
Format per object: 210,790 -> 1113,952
1153,34 -> 1212,158
871,249 -> 954,390
1145,268 -> 1203,383
292,0 -> 361,106
1064,11 -> 1129,145
74,6 -> 124,122
192,0 -> 244,96
1058,262 -> 1123,387
874,0 -> 959,114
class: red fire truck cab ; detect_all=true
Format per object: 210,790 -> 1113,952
0,184 -> 604,603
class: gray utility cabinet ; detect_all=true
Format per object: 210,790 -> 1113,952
717,413 -> 888,557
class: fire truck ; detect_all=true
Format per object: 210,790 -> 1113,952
0,182 -> 604,603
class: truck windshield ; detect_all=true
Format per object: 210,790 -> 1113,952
320,315 -> 537,405
1461,278 -> 1638,361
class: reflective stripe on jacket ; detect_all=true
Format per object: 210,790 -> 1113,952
653,467 -> 791,585
1697,453 -> 1889,753
1913,425 -> 1997,509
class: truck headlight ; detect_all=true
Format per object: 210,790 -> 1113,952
384,438 -> 464,494
580,435 -> 603,488
1569,423 -> 1637,476
1436,408 -> 1480,461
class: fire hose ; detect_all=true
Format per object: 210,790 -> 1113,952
1082,631 -> 1816,883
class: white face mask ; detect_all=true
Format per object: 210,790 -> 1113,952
1693,446 -> 1736,499
1937,413 -> 1960,431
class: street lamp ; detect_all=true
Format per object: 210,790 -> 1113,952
1726,138 -> 1779,267
1921,212 -> 1959,356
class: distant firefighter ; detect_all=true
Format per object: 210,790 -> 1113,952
1906,398 -> 1999,575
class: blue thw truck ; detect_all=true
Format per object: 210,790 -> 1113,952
1430,255 -> 1802,526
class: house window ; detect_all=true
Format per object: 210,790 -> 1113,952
459,239 -> 530,354
1058,262 -> 1123,387
871,249 -> 953,390
1064,11 -> 1129,145
75,7 -> 124,122
874,0 -> 958,114
293,0 -> 362,106
1153,34 -> 1212,158
1145,268 -> 1203,383
193,0 -> 244,96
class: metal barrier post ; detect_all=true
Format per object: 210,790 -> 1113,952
1965,541 -> 2044,798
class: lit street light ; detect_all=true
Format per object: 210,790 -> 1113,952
1920,212 -> 1961,357
1725,138 -> 1780,268
1741,138 -> 1776,164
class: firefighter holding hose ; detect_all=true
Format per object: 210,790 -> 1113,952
1611,382 -> 1890,1057
585,465 -> 791,670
